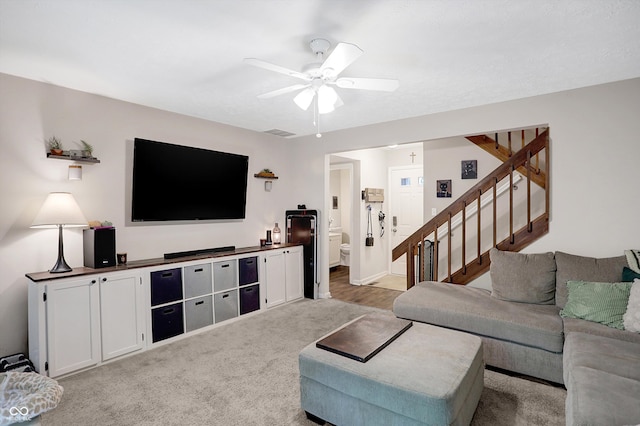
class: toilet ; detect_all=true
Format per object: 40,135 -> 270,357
340,243 -> 350,266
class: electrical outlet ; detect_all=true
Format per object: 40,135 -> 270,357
431,208 -> 437,216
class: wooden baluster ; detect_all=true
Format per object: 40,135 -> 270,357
535,128 -> 540,174
545,135 -> 550,217
527,150 -> 532,232
493,178 -> 497,247
509,165 -> 514,244
495,133 -> 499,150
521,129 -> 525,150
477,190 -> 482,264
406,241 -> 415,289
462,202 -> 466,275
419,233 -> 425,282
508,131 -> 512,156
433,226 -> 439,281
447,213 -> 452,282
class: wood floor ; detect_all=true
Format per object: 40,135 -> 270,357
329,266 -> 402,311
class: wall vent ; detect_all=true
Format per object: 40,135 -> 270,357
264,129 -> 296,138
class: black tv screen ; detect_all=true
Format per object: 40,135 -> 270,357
131,138 -> 248,222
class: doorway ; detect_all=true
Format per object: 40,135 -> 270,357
389,165 -> 424,276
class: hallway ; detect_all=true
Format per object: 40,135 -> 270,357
329,266 -> 402,311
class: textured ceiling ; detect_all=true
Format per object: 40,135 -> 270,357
1,0 -> 640,138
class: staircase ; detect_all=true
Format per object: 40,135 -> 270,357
392,128 -> 550,288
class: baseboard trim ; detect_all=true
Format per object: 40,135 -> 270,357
351,271 -> 387,286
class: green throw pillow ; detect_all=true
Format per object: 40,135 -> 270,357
622,266 -> 640,282
560,280 -> 632,330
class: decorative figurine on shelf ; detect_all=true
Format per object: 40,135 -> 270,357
273,223 -> 281,244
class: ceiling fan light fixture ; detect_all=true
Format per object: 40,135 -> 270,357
317,85 -> 338,114
293,87 -> 315,110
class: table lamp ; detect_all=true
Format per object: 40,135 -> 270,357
31,192 -> 88,273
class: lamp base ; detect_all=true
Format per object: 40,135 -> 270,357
50,257 -> 72,273
49,224 -> 72,273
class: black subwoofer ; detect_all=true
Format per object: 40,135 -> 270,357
83,228 -> 116,268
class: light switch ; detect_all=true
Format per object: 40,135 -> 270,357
431,208 -> 437,216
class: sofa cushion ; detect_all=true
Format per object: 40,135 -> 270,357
563,332 -> 640,383
623,279 -> 640,333
563,332 -> 640,426
393,282 -> 564,352
555,252 -> 627,308
560,280 -> 632,330
565,367 -> 640,426
489,248 -> 556,305
562,317 -> 640,345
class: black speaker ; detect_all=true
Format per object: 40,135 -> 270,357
83,228 -> 116,268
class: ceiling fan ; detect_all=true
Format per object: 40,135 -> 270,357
244,38 -> 399,115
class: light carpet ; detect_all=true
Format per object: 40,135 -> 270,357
41,298 -> 565,425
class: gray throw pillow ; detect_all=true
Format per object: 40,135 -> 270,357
555,252 -> 628,308
490,248 -> 556,304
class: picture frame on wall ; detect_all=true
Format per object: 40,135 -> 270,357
461,160 -> 477,179
437,179 -> 452,198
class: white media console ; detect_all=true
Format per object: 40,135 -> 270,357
26,244 -> 303,378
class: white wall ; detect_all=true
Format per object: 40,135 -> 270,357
290,78 -> 640,298
331,149 -> 388,284
3,73 -> 640,355
0,73 -> 293,355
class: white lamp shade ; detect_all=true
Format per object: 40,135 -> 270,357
31,192 -> 87,228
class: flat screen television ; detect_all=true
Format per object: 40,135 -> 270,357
131,138 -> 249,222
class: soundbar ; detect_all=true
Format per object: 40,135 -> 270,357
164,246 -> 236,260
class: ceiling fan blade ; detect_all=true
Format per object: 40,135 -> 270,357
243,58 -> 310,81
320,42 -> 363,77
335,77 -> 399,92
293,87 -> 316,111
257,84 -> 309,99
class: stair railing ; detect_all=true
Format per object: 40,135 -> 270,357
392,128 -> 550,288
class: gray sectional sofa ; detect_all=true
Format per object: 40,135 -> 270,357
393,249 -> 640,426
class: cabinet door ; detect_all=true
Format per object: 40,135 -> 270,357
46,277 -> 101,377
264,250 -> 286,308
100,273 -> 145,361
285,246 -> 304,301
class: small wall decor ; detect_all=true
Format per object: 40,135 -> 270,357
437,179 -> 452,198
461,160 -> 477,179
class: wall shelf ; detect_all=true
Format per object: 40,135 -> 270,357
254,173 -> 278,179
47,153 -> 100,164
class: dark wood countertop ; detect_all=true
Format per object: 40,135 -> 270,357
26,243 -> 299,283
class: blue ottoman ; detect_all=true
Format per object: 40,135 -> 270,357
299,318 -> 483,426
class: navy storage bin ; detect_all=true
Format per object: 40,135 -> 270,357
151,268 -> 183,306
152,302 -> 184,342
239,284 -> 260,315
239,256 -> 259,285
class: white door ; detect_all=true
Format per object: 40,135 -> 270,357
264,249 -> 286,307
285,246 -> 304,301
390,166 -> 424,276
46,277 -> 101,377
100,273 -> 145,361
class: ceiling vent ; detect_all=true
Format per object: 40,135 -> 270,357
264,129 -> 296,138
